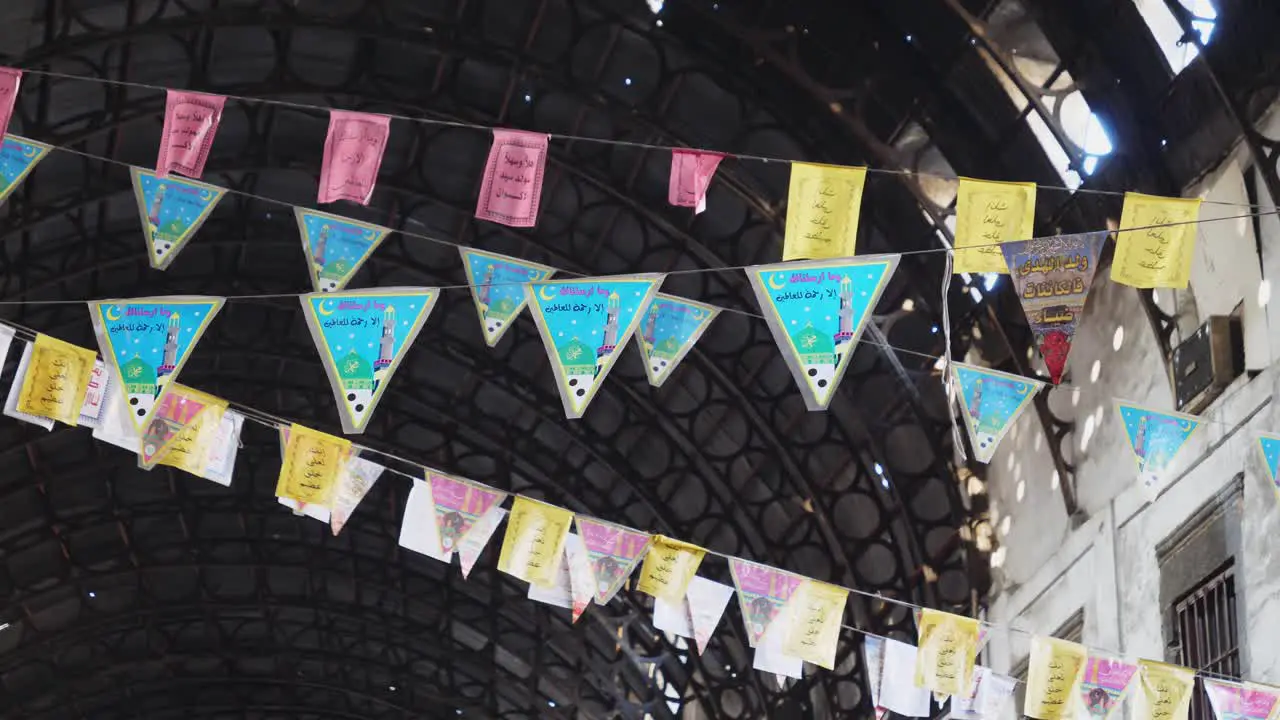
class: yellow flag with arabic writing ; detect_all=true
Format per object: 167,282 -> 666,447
275,423 -> 352,506
954,177 -> 1037,274
17,334 -> 98,426
635,534 -> 706,603
782,163 -> 867,260
914,608 -> 981,695
497,496 -> 574,588
1133,659 -> 1195,720
1025,635 -> 1088,720
1110,192 -> 1201,289
779,579 -> 848,670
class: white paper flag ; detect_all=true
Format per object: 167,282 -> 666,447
528,534 -> 577,609
202,410 -> 244,486
93,376 -> 140,451
952,666 -> 1018,720
753,624 -> 803,679
399,478 -> 452,562
330,456 -> 384,536
77,360 -> 110,428
6,341 -> 54,430
881,638 -> 932,717
653,576 -> 734,655
459,507 -> 506,579
864,636 -> 887,714
278,496 -> 331,522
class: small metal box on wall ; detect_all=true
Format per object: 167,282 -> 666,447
1172,315 -> 1244,414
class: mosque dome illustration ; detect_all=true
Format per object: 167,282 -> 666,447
121,355 -> 159,419
483,296 -> 517,336
832,274 -> 857,363
559,337 -> 596,399
317,258 -> 351,292
648,336 -> 682,376
337,350 -> 375,414
791,322 -> 838,390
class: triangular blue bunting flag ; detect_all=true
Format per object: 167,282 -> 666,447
525,275 -> 664,419
746,255 -> 899,410
1115,401 -> 1202,497
130,167 -> 226,270
88,296 -> 224,435
458,247 -> 556,347
0,135 -> 50,207
1256,433 -> 1280,500
952,362 -> 1043,463
300,288 -> 439,434
635,293 -> 720,388
294,208 -> 391,293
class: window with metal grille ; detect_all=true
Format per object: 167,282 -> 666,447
1172,562 -> 1240,720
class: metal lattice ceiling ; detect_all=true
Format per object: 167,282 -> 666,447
0,0 -> 1274,718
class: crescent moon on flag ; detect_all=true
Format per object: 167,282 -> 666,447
104,305 -> 123,322
691,309 -> 706,320
199,190 -> 213,201
1016,383 -> 1029,395
537,285 -> 559,302
362,229 -> 376,240
766,273 -> 787,291
316,300 -> 336,317
21,145 -> 37,158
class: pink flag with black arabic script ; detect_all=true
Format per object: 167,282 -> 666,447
475,129 -> 549,228
318,110 -> 391,205
669,149 -> 723,214
0,68 -> 22,140
156,90 -> 226,179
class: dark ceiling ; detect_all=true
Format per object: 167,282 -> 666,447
0,0 -> 1274,718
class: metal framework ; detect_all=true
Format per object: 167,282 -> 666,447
0,0 -> 1272,718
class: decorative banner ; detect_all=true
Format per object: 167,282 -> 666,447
1133,660 -> 1195,720
497,496 -> 574,588
300,288 -> 439,433
728,558 -> 804,648
525,275 -> 664,419
138,384 -> 227,470
330,456 -> 384,536
1116,401 -> 1203,496
1077,657 -> 1139,720
17,334 -> 98,426
475,128 -> 549,228
318,110 -> 391,205
459,507 -> 507,580
779,579 -> 848,670
77,360 -> 110,429
161,408 -> 242,487
429,472 -> 508,557
156,90 -> 226,179
914,608 -> 981,695
880,638 -> 932,717
399,478 -> 446,559
863,635 -> 889,720
275,424 -> 352,506
636,535 -> 706,604
294,208 -> 391,293
954,177 -> 1037,274
1026,636 -> 1088,720
783,163 -> 867,260
1203,678 -> 1280,720
458,247 -> 556,347
88,297 -> 223,435
527,533 -> 595,622
1255,433 -> 1280,502
635,293 -> 720,388
129,167 -> 225,270
746,255 -> 899,410
651,576 -> 734,656
669,149 -> 723,214
952,363 -> 1044,464
1000,231 -> 1106,384
0,68 -> 21,140
0,136 -> 51,208
1111,192 -> 1203,289
574,516 -> 652,605
952,667 -> 1018,720
753,624 -> 803,681
5,341 -> 53,431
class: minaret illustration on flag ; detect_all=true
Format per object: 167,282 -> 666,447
1257,432 -> 1280,502
635,294 -> 720,388
459,247 -> 556,347
1115,401 -> 1202,497
952,362 -> 1044,463
130,167 -> 225,270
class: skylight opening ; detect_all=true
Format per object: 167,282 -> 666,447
1133,0 -> 1217,74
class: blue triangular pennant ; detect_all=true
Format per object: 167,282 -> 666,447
1115,401 -> 1202,496
294,208 -> 391,292
952,363 -> 1044,463
0,135 -> 50,207
1256,433 -> 1280,500
458,247 -> 556,347
88,297 -> 224,434
635,293 -> 720,388
130,167 -> 226,270
525,275 -> 664,419
746,255 -> 899,410
300,288 -> 439,434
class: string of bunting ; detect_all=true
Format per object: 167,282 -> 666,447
1,67 -> 1278,720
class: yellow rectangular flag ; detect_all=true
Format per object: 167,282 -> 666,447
1133,659 -> 1196,720
1110,192 -> 1201,289
779,579 -> 848,670
1025,635 -> 1088,719
954,177 -> 1037,274
782,163 -> 867,260
158,398 -> 228,476
275,423 -> 351,506
18,334 -> 98,426
497,496 -> 574,588
635,534 -> 706,603
914,608 -> 981,695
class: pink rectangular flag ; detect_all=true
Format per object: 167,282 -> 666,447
475,129 -> 549,228
669,149 -> 723,214
0,68 -> 22,140
156,90 -> 226,179
318,110 -> 391,205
